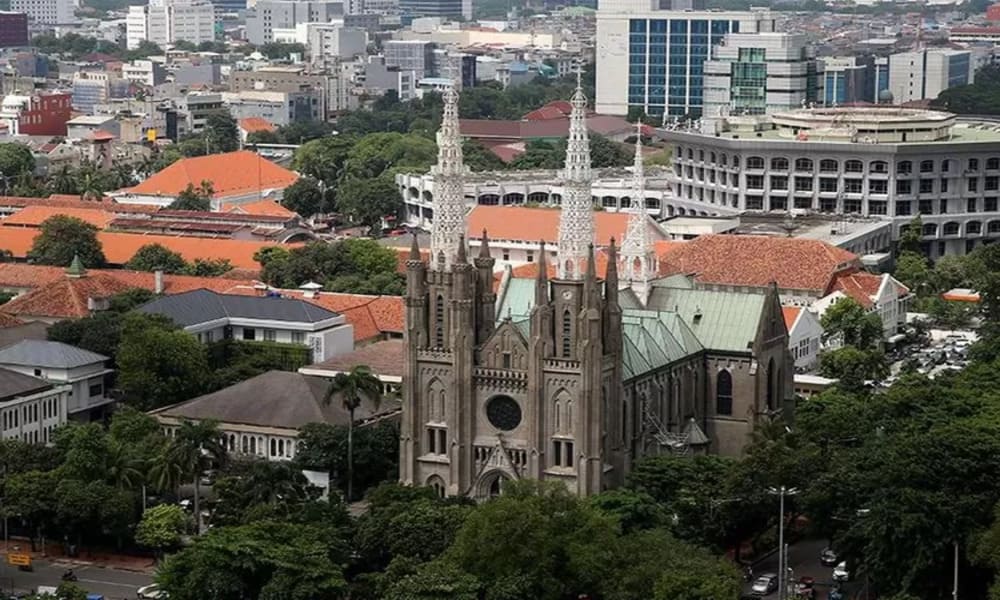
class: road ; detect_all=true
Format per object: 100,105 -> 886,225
744,539 -> 863,600
0,558 -> 153,599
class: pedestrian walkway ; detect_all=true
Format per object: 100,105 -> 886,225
0,539 -> 155,573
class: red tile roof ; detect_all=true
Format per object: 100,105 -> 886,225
124,150 -> 299,200
307,339 -> 403,378
466,205 -> 650,247
2,205 -> 114,229
238,117 -> 276,134
782,306 -> 801,330
658,235 -> 860,293
829,271 -> 885,309
0,228 -> 289,271
0,195 -> 158,213
0,313 -> 23,328
2,272 -> 138,319
222,199 -> 297,218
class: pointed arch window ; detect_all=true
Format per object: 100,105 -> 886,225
434,294 -> 445,348
561,310 -> 572,358
716,370 -> 733,415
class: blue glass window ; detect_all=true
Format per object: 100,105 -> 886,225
691,19 -> 708,33
731,20 -> 740,32
669,20 -> 687,34
651,19 -> 667,33
630,19 -> 647,33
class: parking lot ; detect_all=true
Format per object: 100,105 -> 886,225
883,329 -> 976,385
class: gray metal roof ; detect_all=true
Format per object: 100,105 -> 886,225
0,367 -> 52,402
0,340 -> 108,369
137,289 -> 340,327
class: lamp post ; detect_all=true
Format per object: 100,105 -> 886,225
768,486 -> 799,600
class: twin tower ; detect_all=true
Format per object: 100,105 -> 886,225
399,76 -> 632,497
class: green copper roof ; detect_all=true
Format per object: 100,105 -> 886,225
643,286 -> 764,353
65,254 -> 86,277
498,277 -> 536,321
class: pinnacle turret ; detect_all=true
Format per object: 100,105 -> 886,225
619,121 -> 657,304
429,79 -> 467,271
556,67 -> 595,280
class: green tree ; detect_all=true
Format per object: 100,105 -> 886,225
589,134 -> 630,168
295,421 -> 399,500
462,139 -> 506,171
204,112 -> 239,153
898,215 -> 924,255
894,251 -> 932,294
29,215 -> 106,267
126,243 -> 188,273
182,258 -> 232,277
4,470 -> 57,550
135,504 -> 188,557
168,181 -> 214,211
163,419 -> 227,534
281,177 -> 325,218
383,561 -> 480,600
278,120 -> 335,144
210,460 -> 319,526
336,175 -> 400,230
820,296 -> 883,350
324,365 -> 382,501
291,135 -> 356,187
508,139 -> 563,170
116,313 -> 212,410
0,142 -> 35,177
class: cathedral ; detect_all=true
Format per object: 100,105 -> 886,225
399,76 -> 794,499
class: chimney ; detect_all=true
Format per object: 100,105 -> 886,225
154,269 -> 164,294
299,281 -> 323,299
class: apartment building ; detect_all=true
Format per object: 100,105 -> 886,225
10,0 -> 73,24
126,0 -> 216,50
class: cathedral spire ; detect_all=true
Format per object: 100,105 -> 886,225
535,240 -> 549,307
429,79 -> 467,271
556,66 -> 594,280
619,121 -> 657,304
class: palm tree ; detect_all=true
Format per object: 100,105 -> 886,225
104,441 -> 144,490
148,450 -> 183,495
323,365 -> 382,502
166,420 -> 226,534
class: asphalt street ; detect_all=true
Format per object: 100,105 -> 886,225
0,558 -> 153,599
745,538 -> 863,600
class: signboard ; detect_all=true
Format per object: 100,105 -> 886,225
7,553 -> 30,566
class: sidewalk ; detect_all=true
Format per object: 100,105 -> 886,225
0,539 -> 155,573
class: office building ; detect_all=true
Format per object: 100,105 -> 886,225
246,0 -> 344,45
71,71 -> 113,113
384,39 -> 435,79
0,91 -> 72,136
177,92 -> 224,135
665,106 -> 1000,258
821,56 -> 874,106
10,0 -> 73,24
302,22 -> 366,65
702,32 -> 820,131
122,59 -> 168,86
126,0 -> 216,50
0,12 -> 28,47
399,0 -> 469,20
595,2 -> 775,118
222,89 -> 322,125
363,56 -> 416,100
888,48 -> 972,104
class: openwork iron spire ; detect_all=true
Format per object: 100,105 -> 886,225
556,67 -> 595,280
430,77 -> 467,271
619,121 -> 657,303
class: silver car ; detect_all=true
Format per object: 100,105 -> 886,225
751,573 -> 778,595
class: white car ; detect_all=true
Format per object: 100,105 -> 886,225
138,584 -> 167,599
833,561 -> 850,582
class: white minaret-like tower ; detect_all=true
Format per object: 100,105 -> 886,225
556,70 -> 595,280
429,77 -> 467,271
619,121 -> 657,305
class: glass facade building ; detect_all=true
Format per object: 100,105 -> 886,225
627,17 -> 740,118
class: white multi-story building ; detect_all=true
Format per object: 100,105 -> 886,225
126,0 -> 216,50
702,32 -> 821,132
10,0 -> 73,24
888,48 -> 972,104
666,106 -> 1000,258
245,0 -> 344,45
595,0 -> 775,117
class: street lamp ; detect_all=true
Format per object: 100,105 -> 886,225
768,486 -> 799,600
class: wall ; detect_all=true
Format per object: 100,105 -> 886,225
1,386 -> 68,445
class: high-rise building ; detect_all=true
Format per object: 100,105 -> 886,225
399,0 -> 469,21
245,0 -> 344,45
595,0 -> 774,118
0,12 -> 28,47
10,0 -> 73,24
820,56 -> 874,107
384,40 -> 436,79
126,0 -> 216,50
702,32 -> 821,131
888,48 -> 972,104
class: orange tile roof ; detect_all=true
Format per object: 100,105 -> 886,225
782,306 -> 801,330
0,195 -> 158,213
466,205 -> 651,247
2,206 -> 115,229
658,235 -> 860,294
830,271 -> 885,309
222,199 -> 297,218
0,228 -> 290,271
124,150 -> 299,200
238,117 -> 276,134
0,313 -> 23,328
2,272 -> 138,319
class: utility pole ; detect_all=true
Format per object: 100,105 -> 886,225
953,541 -> 959,600
768,486 -> 799,600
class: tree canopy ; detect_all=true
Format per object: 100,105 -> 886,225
28,215 -> 106,268
255,239 -> 404,294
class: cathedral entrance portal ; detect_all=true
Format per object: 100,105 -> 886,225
476,470 -> 510,499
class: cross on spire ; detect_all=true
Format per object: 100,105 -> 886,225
556,61 -> 594,280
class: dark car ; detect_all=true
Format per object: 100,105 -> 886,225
820,547 -> 839,567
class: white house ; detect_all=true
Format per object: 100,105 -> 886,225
813,272 -> 911,338
137,288 -> 355,362
0,340 -> 113,421
783,306 -> 823,372
0,368 -> 69,445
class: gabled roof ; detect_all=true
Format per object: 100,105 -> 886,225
150,370 -> 392,430
0,340 -> 107,368
637,282 -> 766,353
238,117 -> 276,134
658,234 -> 860,294
0,313 -> 23,329
0,263 -> 254,295
123,150 -> 299,200
467,205 -> 664,248
2,272 -> 137,320
829,271 -> 885,309
0,367 -> 51,402
306,339 -> 404,378
2,206 -> 115,229
138,288 -> 340,327
222,199 -> 297,218
782,306 -> 802,331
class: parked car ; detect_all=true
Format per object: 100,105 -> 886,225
751,573 -> 778,596
820,547 -> 839,567
138,584 -> 166,599
833,561 -> 850,582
